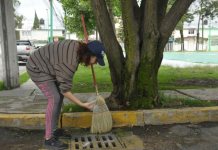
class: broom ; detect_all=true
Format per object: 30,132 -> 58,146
81,14 -> 113,134
90,65 -> 113,133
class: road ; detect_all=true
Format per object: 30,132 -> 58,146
0,122 -> 218,150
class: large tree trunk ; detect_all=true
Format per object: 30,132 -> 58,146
91,0 -> 194,109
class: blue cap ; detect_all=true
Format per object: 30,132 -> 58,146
87,40 -> 105,66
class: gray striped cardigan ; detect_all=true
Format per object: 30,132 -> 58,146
26,40 -> 80,93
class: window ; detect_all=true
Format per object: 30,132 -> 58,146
211,38 -> 218,46
188,29 -> 195,34
22,31 -> 31,36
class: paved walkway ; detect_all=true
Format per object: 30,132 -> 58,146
0,79 -> 218,114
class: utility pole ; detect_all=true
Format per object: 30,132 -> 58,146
0,0 -> 19,89
49,0 -> 53,43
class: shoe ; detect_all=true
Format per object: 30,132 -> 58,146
53,128 -> 71,139
44,136 -> 68,150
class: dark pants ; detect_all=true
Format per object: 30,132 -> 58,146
35,81 -> 64,139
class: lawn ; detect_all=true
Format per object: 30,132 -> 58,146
71,63 -> 218,110
72,64 -> 218,93
1,64 -> 218,93
0,72 -> 29,90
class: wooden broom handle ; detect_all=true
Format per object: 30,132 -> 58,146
81,14 -> 88,43
91,65 -> 99,95
81,14 -> 99,95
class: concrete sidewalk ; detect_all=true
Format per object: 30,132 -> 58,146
0,79 -> 218,129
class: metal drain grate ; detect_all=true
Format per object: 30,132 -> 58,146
71,133 -> 124,149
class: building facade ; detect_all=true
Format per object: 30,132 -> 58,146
166,27 -> 218,52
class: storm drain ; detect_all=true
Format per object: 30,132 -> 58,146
71,133 -> 125,149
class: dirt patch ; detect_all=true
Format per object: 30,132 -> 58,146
175,79 -> 218,87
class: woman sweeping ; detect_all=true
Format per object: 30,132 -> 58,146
26,40 -> 105,149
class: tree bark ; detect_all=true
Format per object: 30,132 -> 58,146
106,0 -> 115,33
121,0 -> 140,101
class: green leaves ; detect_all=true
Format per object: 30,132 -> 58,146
60,0 -> 122,39
13,0 -> 24,29
61,0 -> 95,38
194,0 -> 218,19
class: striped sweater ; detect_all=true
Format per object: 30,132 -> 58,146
26,40 -> 80,93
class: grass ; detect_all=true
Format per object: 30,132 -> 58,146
72,64 -> 218,93
160,94 -> 218,108
158,65 -> 218,90
67,64 -> 218,110
0,81 -> 3,91
72,64 -> 112,93
62,104 -> 87,113
2,63 -> 217,93
19,72 -> 30,85
0,72 -> 30,90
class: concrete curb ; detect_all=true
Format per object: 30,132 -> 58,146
1,106 -> 218,129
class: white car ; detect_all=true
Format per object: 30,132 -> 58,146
16,40 -> 37,63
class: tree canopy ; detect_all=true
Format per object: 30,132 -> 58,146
13,0 -> 24,29
60,0 -> 95,38
61,0 -> 121,38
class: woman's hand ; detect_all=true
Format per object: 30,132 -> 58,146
63,91 -> 95,111
81,101 -> 95,111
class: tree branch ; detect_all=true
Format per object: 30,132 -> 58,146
141,0 -> 159,57
121,0 -> 140,64
90,0 -> 125,95
160,0 -> 194,39
157,0 -> 194,69
157,0 -> 169,28
133,0 -> 140,23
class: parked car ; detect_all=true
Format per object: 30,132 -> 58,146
16,40 -> 37,63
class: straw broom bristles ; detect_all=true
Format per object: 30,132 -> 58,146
91,94 -> 113,134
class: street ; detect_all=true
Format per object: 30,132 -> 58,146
0,122 -> 218,150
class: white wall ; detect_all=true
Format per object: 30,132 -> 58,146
18,29 -> 64,41
171,28 -> 218,51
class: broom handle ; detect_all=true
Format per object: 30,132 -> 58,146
81,14 -> 88,43
91,64 -> 99,95
81,14 -> 99,96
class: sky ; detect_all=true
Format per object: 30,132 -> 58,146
16,0 -> 64,29
16,0 -> 218,30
